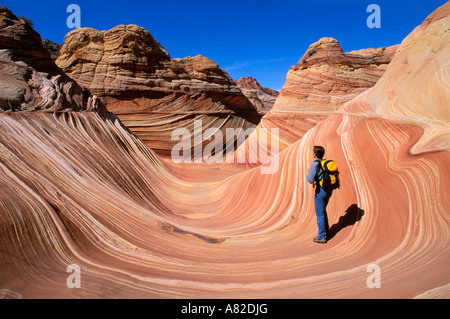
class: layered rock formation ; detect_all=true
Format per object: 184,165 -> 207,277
236,76 -> 279,111
274,37 -> 398,113
259,37 -> 398,147
56,25 -> 262,157
0,3 -> 448,300
0,7 -> 101,112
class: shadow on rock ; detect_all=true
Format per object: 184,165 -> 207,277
328,204 -> 365,241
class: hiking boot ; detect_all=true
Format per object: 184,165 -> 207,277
313,237 -> 327,244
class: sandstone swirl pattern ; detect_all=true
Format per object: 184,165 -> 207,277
0,4 -> 449,298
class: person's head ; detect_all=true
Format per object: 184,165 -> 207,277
313,145 -> 325,159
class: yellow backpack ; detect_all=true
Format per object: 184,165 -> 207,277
317,159 -> 340,191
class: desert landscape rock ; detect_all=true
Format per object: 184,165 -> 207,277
41,39 -> 62,60
342,6 -> 450,155
259,37 -> 398,148
0,2 -> 448,299
0,7 -> 101,113
274,37 -> 398,113
56,25 -> 262,157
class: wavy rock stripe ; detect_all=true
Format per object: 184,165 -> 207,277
0,108 -> 448,298
118,111 -> 259,158
0,3 -> 449,300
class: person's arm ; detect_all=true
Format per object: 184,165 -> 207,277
306,161 -> 318,184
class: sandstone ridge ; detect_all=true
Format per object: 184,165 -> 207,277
56,24 -> 260,113
273,36 -> 398,113
257,36 -> 398,148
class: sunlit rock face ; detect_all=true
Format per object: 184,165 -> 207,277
273,37 -> 398,113
0,3 -> 449,299
260,36 -> 398,148
56,25 -> 262,157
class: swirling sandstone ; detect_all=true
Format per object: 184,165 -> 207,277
0,3 -> 448,299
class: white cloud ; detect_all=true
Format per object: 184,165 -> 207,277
224,57 -> 289,72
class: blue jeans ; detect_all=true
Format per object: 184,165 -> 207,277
314,188 -> 332,239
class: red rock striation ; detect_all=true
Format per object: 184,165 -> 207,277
56,25 -> 262,157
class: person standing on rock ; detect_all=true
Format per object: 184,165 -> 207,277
306,145 -> 332,244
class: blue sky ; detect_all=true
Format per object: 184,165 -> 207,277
2,0 -> 446,91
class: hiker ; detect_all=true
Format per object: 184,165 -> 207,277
307,145 -> 339,244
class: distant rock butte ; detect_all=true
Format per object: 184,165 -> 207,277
235,77 -> 279,97
56,25 -> 262,156
235,76 -> 279,111
41,39 -> 62,61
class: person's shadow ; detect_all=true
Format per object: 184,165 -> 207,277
327,204 -> 365,241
